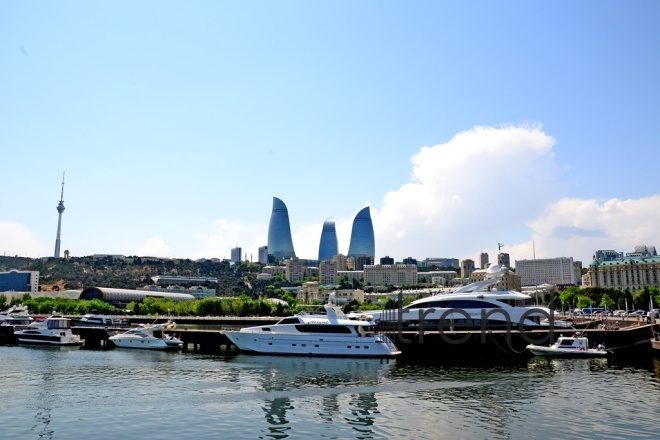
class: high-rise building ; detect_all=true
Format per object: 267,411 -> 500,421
258,246 -> 268,264
54,172 -> 65,258
230,247 -> 242,263
479,252 -> 489,269
515,257 -> 576,287
347,206 -> 375,261
461,259 -> 475,278
267,197 -> 296,263
334,254 -> 348,271
285,256 -> 305,283
498,253 -> 510,268
380,256 -> 394,265
319,259 -> 338,285
318,218 -> 338,262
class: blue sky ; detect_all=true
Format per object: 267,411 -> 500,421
2,1 -> 659,266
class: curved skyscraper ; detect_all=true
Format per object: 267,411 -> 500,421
318,218 -> 338,262
347,206 -> 375,260
267,197 -> 296,262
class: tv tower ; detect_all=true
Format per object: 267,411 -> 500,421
54,172 -> 65,258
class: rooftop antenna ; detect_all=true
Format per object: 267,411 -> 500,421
54,172 -> 66,258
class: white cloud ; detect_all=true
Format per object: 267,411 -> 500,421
137,237 -> 170,257
373,124 -> 559,262
514,196 -> 660,264
368,124 -> 659,266
0,221 -> 50,258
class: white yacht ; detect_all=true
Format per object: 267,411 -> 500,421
224,294 -> 401,357
0,304 -> 34,326
72,313 -> 130,328
360,264 -> 558,330
109,321 -> 183,350
14,314 -> 84,346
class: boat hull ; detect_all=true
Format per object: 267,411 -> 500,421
109,336 -> 182,350
16,333 -> 84,346
225,331 -> 400,357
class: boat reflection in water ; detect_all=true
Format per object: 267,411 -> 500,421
225,354 -> 395,439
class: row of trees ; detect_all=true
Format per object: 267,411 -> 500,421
558,286 -> 660,311
0,294 -> 296,318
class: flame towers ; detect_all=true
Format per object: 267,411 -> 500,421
267,197 -> 296,263
54,172 -> 65,258
347,206 -> 375,260
318,218 -> 338,261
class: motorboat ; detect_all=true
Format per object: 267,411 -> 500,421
72,313 -> 130,328
0,304 -> 34,326
14,314 -> 84,346
358,264 -> 559,330
109,321 -> 183,350
224,294 -> 400,357
526,334 -> 609,357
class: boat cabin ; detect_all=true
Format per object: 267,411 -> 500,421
554,336 -> 589,350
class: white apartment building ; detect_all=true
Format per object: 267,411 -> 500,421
514,257 -> 576,287
363,264 -> 417,286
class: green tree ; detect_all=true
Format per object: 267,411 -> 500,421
600,293 -> 615,311
559,287 -> 579,309
0,294 -> 7,309
576,295 -> 591,309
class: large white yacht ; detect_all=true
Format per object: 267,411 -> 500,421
14,314 -> 84,346
72,313 -> 130,329
361,264 -> 558,330
109,321 -> 183,350
224,294 -> 401,357
0,304 -> 34,327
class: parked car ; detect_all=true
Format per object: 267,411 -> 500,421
629,310 -> 646,317
612,310 -> 626,317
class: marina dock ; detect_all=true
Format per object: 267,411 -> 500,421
2,320 -> 656,357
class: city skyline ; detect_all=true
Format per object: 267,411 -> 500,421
2,2 -> 660,265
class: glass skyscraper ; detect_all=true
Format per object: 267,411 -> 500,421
347,206 -> 375,260
318,218 -> 338,262
267,197 -> 296,262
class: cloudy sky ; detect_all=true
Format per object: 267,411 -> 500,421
2,1 -> 659,267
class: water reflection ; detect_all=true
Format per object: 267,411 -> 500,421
227,355 -> 393,439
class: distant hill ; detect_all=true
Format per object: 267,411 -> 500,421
0,256 -> 268,297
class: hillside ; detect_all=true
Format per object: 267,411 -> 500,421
0,256 -> 268,297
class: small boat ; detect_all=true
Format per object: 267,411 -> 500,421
224,294 -> 400,357
72,313 -> 130,328
109,321 -> 183,350
526,334 -> 609,357
14,314 -> 84,346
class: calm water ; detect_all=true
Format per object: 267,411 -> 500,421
0,346 -> 658,440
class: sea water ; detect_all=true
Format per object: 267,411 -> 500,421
0,346 -> 658,439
